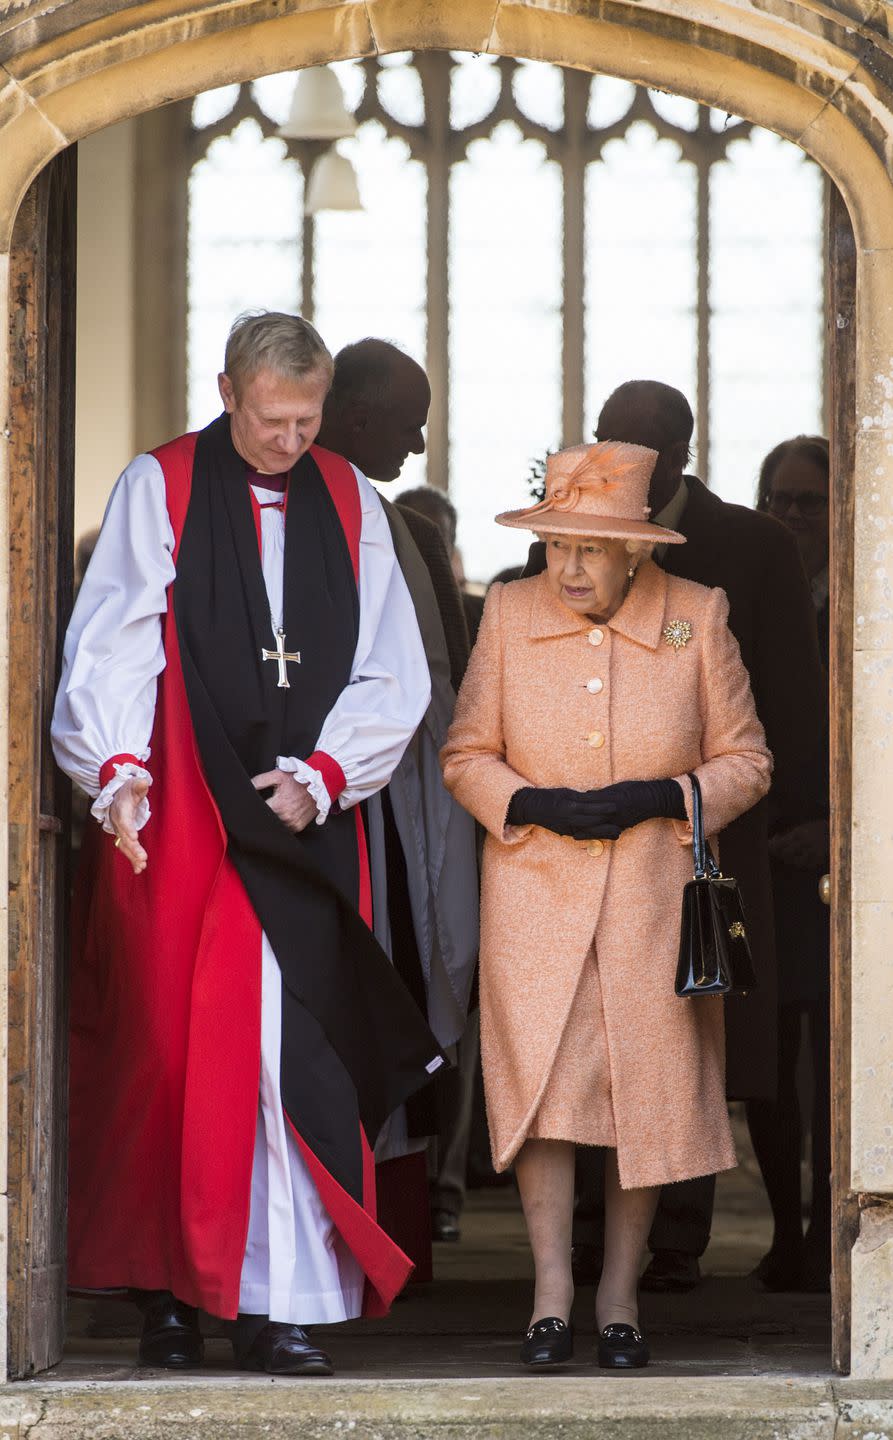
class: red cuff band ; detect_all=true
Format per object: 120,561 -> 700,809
99,754 -> 148,790
305,750 -> 347,804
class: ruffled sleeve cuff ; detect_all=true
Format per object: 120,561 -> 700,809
91,756 -> 152,834
276,753 -> 345,826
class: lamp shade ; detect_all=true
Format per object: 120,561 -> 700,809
305,149 -> 363,214
277,66 -> 357,140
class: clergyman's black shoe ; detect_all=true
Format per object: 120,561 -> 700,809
240,1322 -> 334,1376
520,1317 -> 574,1368
137,1291 -> 203,1369
597,1322 -> 650,1369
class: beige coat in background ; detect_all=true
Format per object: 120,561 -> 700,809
441,561 -> 773,1189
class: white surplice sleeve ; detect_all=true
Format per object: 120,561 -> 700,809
51,454 -> 175,831
277,466 -> 430,822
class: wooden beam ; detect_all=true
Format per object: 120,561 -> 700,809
827,180 -> 857,1377
6,145 -> 75,1379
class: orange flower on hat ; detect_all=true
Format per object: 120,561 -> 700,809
527,444 -> 643,518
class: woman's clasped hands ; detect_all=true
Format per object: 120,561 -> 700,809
506,778 -> 686,840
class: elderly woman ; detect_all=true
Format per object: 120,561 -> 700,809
441,441 -> 772,1369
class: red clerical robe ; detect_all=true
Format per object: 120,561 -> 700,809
64,431 -> 435,1320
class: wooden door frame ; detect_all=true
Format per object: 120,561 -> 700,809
828,182 -> 857,1375
6,146 -> 77,1379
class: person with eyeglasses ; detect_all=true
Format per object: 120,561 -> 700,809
749,434 -> 831,1291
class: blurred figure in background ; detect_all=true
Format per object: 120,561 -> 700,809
751,435 -> 831,1291
400,485 -> 485,648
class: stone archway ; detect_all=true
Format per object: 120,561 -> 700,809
2,0 -> 893,1381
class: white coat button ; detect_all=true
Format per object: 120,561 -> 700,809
586,677 -> 604,694
588,628 -> 604,646
587,840 -> 605,857
587,731 -> 605,749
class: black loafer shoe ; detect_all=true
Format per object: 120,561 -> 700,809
432,1208 -> 461,1243
240,1322 -> 334,1376
520,1316 -> 574,1367
639,1249 -> 701,1293
137,1292 -> 203,1369
597,1322 -> 650,1369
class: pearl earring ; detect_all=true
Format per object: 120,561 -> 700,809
627,564 -> 636,580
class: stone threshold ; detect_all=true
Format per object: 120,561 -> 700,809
0,1375 -> 890,1439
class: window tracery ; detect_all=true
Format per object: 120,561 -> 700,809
188,52 -> 825,578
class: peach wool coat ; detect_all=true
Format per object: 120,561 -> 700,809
441,562 -> 773,1190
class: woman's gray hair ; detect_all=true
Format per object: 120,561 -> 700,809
224,310 -> 334,396
625,539 -> 654,560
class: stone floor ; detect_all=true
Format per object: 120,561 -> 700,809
52,1125 -> 832,1382
2,1127 -> 866,1437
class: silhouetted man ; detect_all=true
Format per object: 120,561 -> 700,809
319,339 -> 469,688
319,339 -> 479,1252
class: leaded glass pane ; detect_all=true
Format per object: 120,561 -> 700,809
185,55 -> 826,571
710,130 -> 824,507
450,122 -> 562,580
313,123 -> 427,410
584,124 -> 698,448
187,120 -> 301,428
513,59 -> 564,130
450,53 -> 501,129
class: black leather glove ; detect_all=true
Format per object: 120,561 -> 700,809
506,779 -> 686,841
586,778 -> 686,835
506,787 -> 622,840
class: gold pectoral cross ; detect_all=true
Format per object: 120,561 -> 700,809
262,627 -> 301,689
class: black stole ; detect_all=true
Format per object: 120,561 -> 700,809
173,414 -> 443,1200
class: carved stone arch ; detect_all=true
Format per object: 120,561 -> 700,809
1,0 -> 892,1379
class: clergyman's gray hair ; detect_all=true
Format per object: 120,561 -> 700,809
224,310 -> 334,396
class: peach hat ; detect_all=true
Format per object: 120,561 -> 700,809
496,440 -> 686,545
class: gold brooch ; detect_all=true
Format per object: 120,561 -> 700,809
663,619 -> 693,651
729,921 -> 746,940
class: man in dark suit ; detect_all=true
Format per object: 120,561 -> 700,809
524,380 -> 827,1290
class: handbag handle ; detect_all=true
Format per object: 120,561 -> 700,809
688,772 -> 721,880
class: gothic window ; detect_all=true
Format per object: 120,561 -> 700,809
187,54 -> 825,580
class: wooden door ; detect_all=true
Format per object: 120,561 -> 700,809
827,181 -> 857,1375
7,145 -> 77,1378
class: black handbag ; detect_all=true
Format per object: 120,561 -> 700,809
674,772 -> 757,998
